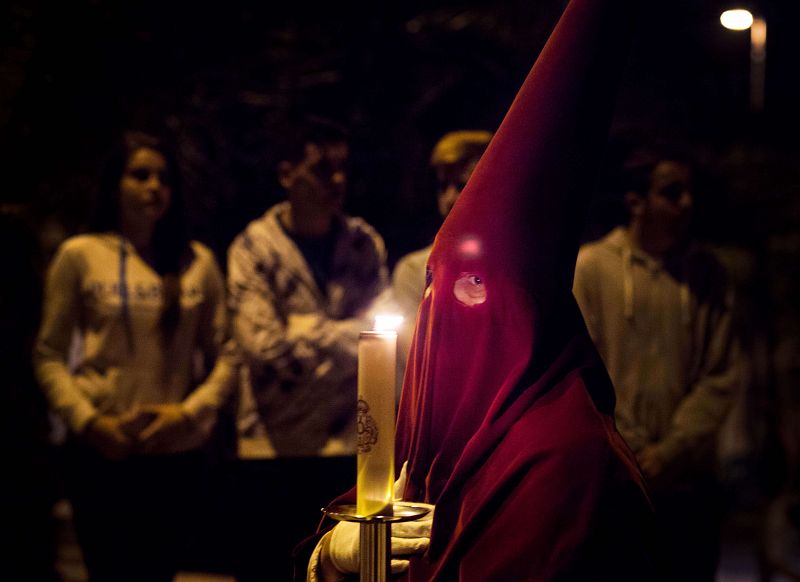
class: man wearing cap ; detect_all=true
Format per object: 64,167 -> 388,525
392,130 -> 492,375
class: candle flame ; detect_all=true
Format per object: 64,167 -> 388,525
374,314 -> 403,332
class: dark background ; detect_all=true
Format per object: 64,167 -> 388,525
3,0 -> 800,410
2,0 -> 800,577
2,1 -> 799,411
4,0 -> 800,461
2,0 -> 799,262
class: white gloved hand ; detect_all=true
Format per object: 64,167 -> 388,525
328,461 -> 435,575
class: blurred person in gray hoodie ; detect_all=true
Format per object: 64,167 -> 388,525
573,147 -> 740,582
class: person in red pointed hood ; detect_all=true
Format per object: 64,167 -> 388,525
394,0 -> 661,577
309,0 -> 660,580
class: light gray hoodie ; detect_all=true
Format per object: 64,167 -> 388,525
574,227 -> 739,475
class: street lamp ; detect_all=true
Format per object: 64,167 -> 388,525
720,8 -> 767,112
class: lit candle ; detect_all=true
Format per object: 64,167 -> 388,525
357,315 -> 402,516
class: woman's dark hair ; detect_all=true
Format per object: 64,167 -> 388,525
93,130 -> 189,344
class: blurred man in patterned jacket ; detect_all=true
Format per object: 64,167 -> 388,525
227,117 -> 388,581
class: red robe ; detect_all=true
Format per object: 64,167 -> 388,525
392,0 -> 659,579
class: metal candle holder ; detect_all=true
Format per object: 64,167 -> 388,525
324,502 -> 431,582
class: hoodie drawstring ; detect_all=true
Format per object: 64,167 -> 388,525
679,259 -> 690,329
119,237 -> 135,354
623,245 -> 634,322
622,242 -> 691,329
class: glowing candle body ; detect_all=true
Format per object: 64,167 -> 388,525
357,330 -> 396,516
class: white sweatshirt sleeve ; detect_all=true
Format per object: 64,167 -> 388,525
33,243 -> 97,433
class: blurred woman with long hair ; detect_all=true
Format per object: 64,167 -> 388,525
34,130 -> 236,581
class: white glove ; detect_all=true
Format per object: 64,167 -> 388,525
328,461 -> 435,575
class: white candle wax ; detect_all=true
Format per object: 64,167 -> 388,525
356,330 -> 397,516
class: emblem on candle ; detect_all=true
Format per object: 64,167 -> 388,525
357,315 -> 402,516
357,398 -> 378,453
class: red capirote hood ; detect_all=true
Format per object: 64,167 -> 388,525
394,0 -> 649,579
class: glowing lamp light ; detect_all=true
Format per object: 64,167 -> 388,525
720,9 -> 754,31
719,9 -> 767,111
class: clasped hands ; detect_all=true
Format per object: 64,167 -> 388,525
317,462 -> 435,579
83,404 -> 194,459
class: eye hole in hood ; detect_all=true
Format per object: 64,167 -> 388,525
454,273 -> 486,306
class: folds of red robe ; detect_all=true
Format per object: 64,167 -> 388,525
390,0 -> 661,579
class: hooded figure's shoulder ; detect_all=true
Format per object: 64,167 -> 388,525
524,372 -> 612,451
451,374 -> 650,582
